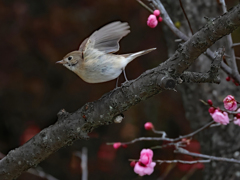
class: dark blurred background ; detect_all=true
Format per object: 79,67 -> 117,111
1,0 -> 238,179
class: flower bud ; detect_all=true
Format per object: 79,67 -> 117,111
208,107 -> 215,114
130,161 -> 136,167
234,82 -> 239,86
122,144 -> 128,148
113,142 -> 121,149
226,76 -> 231,81
236,114 -> 240,119
158,17 -> 163,22
233,109 -> 240,126
144,122 -> 154,130
153,10 -> 160,16
207,99 -> 213,106
223,95 -> 237,111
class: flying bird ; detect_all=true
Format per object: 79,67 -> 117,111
56,21 -> 156,84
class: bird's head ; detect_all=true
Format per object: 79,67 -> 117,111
56,51 -> 82,73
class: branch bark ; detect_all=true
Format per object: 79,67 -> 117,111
180,48 -> 224,84
0,3 -> 240,180
150,0 -> 240,84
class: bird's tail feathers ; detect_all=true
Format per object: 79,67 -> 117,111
123,48 -> 156,63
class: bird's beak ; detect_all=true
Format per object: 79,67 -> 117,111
56,60 -> 65,64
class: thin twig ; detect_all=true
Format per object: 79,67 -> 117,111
174,120 -> 215,141
74,148 -> 88,180
175,147 -> 240,164
27,168 -> 59,180
81,148 -> 88,180
152,128 -> 167,138
232,42 -> 240,47
136,0 -> 153,13
107,120 -> 215,145
107,137 -> 175,145
225,54 -> 240,60
200,99 -> 240,115
219,0 -> 227,12
179,0 -> 194,34
151,142 -> 177,149
129,158 -> 211,164
155,159 -> 210,164
175,39 -> 183,42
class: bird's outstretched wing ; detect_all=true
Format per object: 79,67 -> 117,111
83,21 -> 130,54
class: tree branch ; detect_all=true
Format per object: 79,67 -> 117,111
180,48 -> 224,84
1,3 -> 240,180
150,0 -> 240,84
175,147 -> 240,164
219,0 -> 239,76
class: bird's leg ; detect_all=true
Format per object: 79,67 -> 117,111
108,77 -> 120,98
122,68 -> 129,82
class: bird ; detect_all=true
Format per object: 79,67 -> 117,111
56,21 -> 156,84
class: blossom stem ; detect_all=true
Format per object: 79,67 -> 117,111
175,148 -> 240,164
129,159 -> 211,164
179,0 -> 193,34
136,0 -> 154,13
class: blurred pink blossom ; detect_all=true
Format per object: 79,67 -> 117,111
207,99 -> 213,106
158,17 -> 163,22
130,161 -> 136,167
140,149 -> 153,165
208,107 -> 215,114
134,149 -> 156,176
113,142 -> 121,149
226,76 -> 231,81
210,109 -> 229,125
147,15 -> 158,28
134,161 -> 156,176
144,122 -> 154,130
153,10 -> 160,16
223,95 -> 237,111
234,109 -> 240,126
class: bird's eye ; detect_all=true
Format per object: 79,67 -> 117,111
68,56 -> 73,61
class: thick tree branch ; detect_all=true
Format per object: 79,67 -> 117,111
0,3 -> 240,180
220,0 -> 239,76
150,0 -> 240,84
181,72 -> 220,83
180,48 -> 224,83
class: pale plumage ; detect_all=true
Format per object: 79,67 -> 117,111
56,21 -> 156,83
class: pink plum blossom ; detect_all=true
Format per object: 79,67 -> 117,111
223,95 -> 237,111
144,122 -> 154,130
140,149 -> 153,165
234,109 -> 240,126
147,15 -> 158,28
153,10 -> 160,16
134,161 -> 156,176
210,109 -> 229,125
113,142 -> 121,149
134,149 -> 156,176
